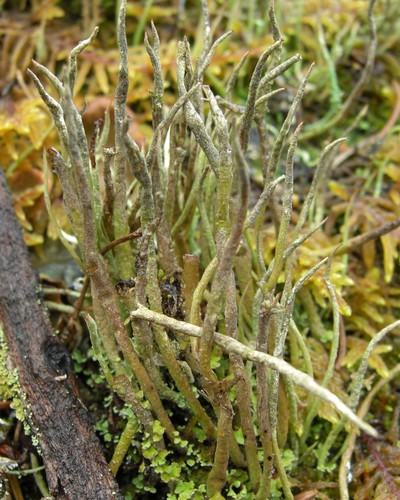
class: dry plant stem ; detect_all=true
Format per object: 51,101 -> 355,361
226,273 -> 261,492
45,302 -> 76,314
131,305 -> 377,437
339,364 -> 400,500
100,229 -> 142,255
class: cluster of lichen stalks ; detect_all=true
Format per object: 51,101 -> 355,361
27,0 -> 399,498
